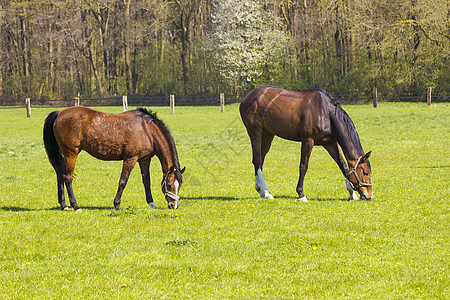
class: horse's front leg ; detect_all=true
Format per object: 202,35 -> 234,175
138,159 -> 157,209
323,143 -> 358,200
296,138 -> 314,202
114,157 -> 138,210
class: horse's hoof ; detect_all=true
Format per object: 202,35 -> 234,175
62,207 -> 70,211
348,192 -> 359,201
260,190 -> 273,199
74,208 -> 82,213
298,196 -> 308,202
148,202 -> 158,209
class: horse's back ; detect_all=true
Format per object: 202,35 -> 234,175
55,106 -> 104,129
53,106 -> 150,160
241,85 -> 326,115
241,86 -> 333,141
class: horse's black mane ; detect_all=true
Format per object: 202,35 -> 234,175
334,106 -> 365,157
136,107 -> 158,121
136,108 -> 182,180
316,90 -> 367,161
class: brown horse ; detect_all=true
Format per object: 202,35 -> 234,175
43,106 -> 185,211
240,85 -> 372,202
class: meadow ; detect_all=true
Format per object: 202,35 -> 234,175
0,102 -> 448,299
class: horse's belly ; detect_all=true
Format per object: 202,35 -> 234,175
263,118 -> 332,143
82,138 -> 125,161
266,125 -> 302,141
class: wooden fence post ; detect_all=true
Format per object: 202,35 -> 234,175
122,96 -> 128,111
75,96 -> 80,106
170,95 -> 175,115
427,87 -> 432,105
372,88 -> 378,108
25,98 -> 31,118
220,93 -> 225,113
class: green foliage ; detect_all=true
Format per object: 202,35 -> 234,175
3,0 -> 447,99
0,103 -> 448,298
205,0 -> 293,93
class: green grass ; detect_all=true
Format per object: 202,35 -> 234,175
0,103 -> 448,299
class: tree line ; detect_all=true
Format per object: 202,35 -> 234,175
0,0 -> 448,100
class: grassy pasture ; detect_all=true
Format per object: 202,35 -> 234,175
0,103 -> 448,299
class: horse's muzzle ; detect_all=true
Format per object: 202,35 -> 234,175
360,194 -> 372,200
168,202 -> 178,209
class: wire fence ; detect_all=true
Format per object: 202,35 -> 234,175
330,88 -> 449,104
0,88 -> 448,108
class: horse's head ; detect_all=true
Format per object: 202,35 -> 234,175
347,151 -> 372,200
161,166 -> 186,209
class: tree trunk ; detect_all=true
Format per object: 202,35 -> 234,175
123,0 -> 133,95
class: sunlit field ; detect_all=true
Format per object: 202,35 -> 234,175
0,102 -> 448,299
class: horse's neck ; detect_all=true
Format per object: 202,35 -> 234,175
153,128 -> 177,173
332,117 -> 360,165
339,139 -> 359,162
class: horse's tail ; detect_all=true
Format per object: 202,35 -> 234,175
43,111 -> 63,171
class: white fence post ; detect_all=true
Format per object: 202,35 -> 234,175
427,87 -> 432,105
220,93 -> 225,112
122,96 -> 128,111
25,98 -> 31,118
170,95 -> 175,115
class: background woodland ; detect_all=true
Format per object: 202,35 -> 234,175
0,0 -> 448,100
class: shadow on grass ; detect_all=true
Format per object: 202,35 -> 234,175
0,206 -> 39,212
418,164 -> 450,169
310,197 -> 373,202
182,196 -> 257,201
0,205 -> 113,212
77,205 -> 112,211
273,195 -> 360,202
312,198 -> 351,202
181,195 -> 350,201
182,196 -> 240,201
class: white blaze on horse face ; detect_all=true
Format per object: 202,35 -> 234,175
345,177 -> 359,200
255,168 -> 274,199
174,179 -> 179,195
171,179 -> 179,209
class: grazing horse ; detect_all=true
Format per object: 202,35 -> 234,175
43,107 -> 185,211
240,85 -> 372,202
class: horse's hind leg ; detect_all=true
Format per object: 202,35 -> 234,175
251,129 -> 274,199
261,129 -> 274,167
258,130 -> 275,199
62,153 -> 81,211
56,166 -> 69,210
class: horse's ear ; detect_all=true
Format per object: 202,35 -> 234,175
363,151 -> 372,161
180,167 -> 186,174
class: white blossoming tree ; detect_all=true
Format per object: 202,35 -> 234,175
205,0 -> 291,93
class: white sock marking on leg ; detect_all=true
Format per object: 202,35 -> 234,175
255,168 -> 273,199
345,178 -> 359,200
